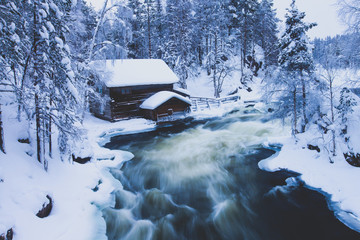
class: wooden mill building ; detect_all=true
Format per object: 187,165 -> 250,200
89,59 -> 191,121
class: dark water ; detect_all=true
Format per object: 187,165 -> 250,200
103,109 -> 360,240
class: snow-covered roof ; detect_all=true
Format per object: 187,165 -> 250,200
140,91 -> 192,110
173,87 -> 191,96
91,59 -> 179,88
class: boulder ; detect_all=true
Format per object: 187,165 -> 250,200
307,144 -> 320,153
0,228 -> 14,240
36,195 -> 53,218
72,154 -> 91,164
344,152 -> 360,167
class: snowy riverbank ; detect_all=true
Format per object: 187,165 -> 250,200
259,133 -> 360,233
2,97 -> 360,239
87,99 -> 360,236
0,96 -> 241,240
0,105 -> 134,240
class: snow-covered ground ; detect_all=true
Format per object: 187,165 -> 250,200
257,68 -> 360,233
189,67 -> 360,233
0,103 -> 136,240
259,132 -> 360,233
2,66 -> 360,239
0,71 -> 245,239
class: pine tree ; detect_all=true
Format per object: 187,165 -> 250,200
193,0 -> 233,97
255,0 -> 279,67
0,0 -> 31,120
67,0 -> 97,61
0,0 -> 86,169
193,0 -> 218,66
127,0 -> 147,58
278,0 -> 317,133
227,0 -> 260,83
153,0 -> 166,59
338,88 -> 357,131
164,0 -> 194,89
337,87 -> 357,157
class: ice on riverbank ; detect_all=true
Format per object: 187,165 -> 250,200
259,134 -> 360,233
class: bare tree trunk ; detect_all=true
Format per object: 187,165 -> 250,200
206,34 -> 211,75
329,73 -> 336,156
11,65 -> 22,122
240,53 -> 244,84
33,0 -> 45,166
213,32 -> 219,98
0,104 -> 5,154
146,0 -> 152,59
88,0 -> 109,61
198,46 -> 202,66
34,1 -> 41,164
205,35 -> 209,56
301,73 -> 308,133
35,94 -> 42,163
42,117 -> 47,171
242,16 -> 248,68
293,88 -> 298,135
48,98 -> 52,158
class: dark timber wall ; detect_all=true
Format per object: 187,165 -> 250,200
142,98 -> 191,121
90,84 -> 174,121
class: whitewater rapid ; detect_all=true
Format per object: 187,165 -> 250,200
101,108 -> 360,240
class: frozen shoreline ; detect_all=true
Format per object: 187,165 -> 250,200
0,106 -> 139,240
259,135 -> 360,234
2,98 -> 360,239
88,102 -> 360,236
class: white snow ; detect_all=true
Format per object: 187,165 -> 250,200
259,133 -> 360,232
186,64 -> 360,233
49,2 -> 63,19
187,74 -> 261,102
90,59 -> 179,88
55,37 -> 64,48
66,79 -> 79,101
173,87 -> 191,96
0,102 -> 136,240
46,21 -> 55,32
83,113 -> 157,146
255,68 -> 360,233
2,61 -> 360,239
10,33 -> 20,44
140,91 -> 191,110
39,26 -> 49,40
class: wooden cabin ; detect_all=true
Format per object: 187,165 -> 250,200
350,88 -> 360,97
89,59 -> 190,121
140,91 -> 191,122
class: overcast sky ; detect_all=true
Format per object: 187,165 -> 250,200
273,0 -> 347,39
87,0 -> 347,40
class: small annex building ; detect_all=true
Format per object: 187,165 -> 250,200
140,91 -> 191,121
89,59 -> 191,121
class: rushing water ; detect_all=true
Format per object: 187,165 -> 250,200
103,107 -> 360,240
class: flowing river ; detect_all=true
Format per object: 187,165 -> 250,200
102,107 -> 360,240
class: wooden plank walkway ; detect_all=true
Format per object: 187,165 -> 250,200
190,95 -> 240,112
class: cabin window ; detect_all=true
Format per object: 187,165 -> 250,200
121,88 -> 131,95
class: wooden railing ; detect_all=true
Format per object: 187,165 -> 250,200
190,95 -> 240,112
